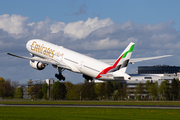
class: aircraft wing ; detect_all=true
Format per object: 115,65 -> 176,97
100,55 -> 172,65
7,53 -> 71,69
129,55 -> 172,64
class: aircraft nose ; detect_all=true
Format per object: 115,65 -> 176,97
26,40 -> 32,50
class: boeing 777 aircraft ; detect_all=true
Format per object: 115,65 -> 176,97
7,39 -> 171,81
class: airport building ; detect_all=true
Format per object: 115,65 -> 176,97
127,73 -> 179,99
138,65 -> 180,74
126,65 -> 180,99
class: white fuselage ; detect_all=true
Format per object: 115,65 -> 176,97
26,39 -> 113,80
8,39 -> 171,81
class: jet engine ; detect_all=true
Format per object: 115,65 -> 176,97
30,60 -> 46,70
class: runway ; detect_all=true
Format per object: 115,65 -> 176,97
1,104 -> 180,109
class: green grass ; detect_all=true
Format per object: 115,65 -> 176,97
1,100 -> 180,106
0,107 -> 180,120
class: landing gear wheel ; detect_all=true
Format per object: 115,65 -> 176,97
62,77 -> 65,81
55,68 -> 66,81
83,74 -> 93,82
55,73 -> 65,81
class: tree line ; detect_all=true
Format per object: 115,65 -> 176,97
0,77 -> 21,99
134,78 -> 180,101
1,76 -> 180,101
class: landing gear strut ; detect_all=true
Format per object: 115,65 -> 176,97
55,67 -> 65,81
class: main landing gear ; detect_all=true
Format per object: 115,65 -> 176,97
55,67 -> 65,81
83,74 -> 93,82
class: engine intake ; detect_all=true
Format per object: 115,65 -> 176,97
30,60 -> 45,70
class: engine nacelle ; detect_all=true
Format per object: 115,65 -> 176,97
30,60 -> 45,70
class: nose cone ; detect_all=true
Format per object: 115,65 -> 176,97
26,40 -> 33,51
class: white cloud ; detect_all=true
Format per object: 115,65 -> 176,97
84,37 -> 138,50
152,34 -> 175,44
0,14 -> 179,54
145,20 -> 174,31
120,20 -> 134,30
85,37 -> 119,50
50,22 -> 66,33
27,22 -> 35,26
64,17 -> 114,39
0,14 -> 28,34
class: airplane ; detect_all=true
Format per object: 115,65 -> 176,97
7,39 -> 172,81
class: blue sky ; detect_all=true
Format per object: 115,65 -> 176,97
0,0 -> 180,84
1,0 -> 180,27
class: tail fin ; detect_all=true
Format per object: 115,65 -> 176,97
96,42 -> 135,79
109,42 -> 135,73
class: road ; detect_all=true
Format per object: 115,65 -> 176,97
1,104 -> 180,109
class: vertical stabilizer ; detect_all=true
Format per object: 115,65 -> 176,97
111,42 -> 135,72
96,42 -> 135,79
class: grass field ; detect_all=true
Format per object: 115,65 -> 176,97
1,100 -> 180,106
0,107 -> 180,120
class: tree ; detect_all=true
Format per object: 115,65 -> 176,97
81,81 -> 97,100
0,79 -> 14,99
51,81 -> 60,100
28,79 -> 33,86
37,89 -> 43,99
149,81 -> 158,101
90,82 -> 97,100
66,85 -> 79,100
27,85 -> 41,99
178,80 -> 180,100
144,80 -> 152,100
0,77 -> 5,84
122,84 -> 127,99
94,83 -> 102,100
158,80 -> 170,100
112,90 -> 119,100
14,87 -> 23,99
118,82 -> 127,100
65,82 -> 73,92
11,81 -> 19,89
99,83 -> 106,100
75,83 -> 83,100
118,82 -> 123,100
42,83 -> 48,99
65,82 -> 76,100
0,77 -> 5,97
56,82 -> 67,100
134,82 -> 144,100
81,80 -> 90,100
106,81 -> 114,100
171,78 -> 179,101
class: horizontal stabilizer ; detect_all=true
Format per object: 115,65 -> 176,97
100,55 -> 172,65
113,77 -> 126,81
100,74 -> 113,77
129,55 -> 172,64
